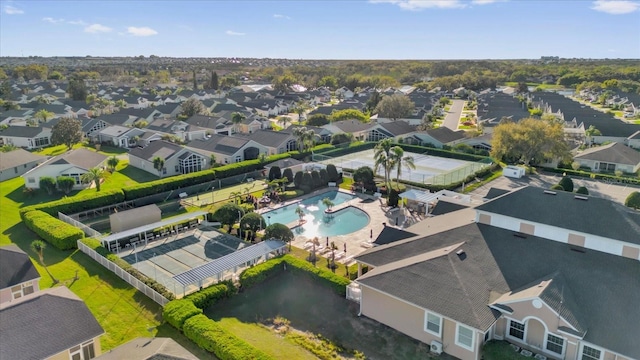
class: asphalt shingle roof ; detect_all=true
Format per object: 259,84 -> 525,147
244,130 -> 292,148
0,149 -> 47,172
574,142 -> 640,165
0,245 -> 40,289
187,134 -> 250,155
429,199 -> 468,216
332,120 -> 374,133
129,140 -> 183,161
0,126 -> 45,138
48,148 -> 108,170
378,121 -> 416,136
424,127 -> 466,144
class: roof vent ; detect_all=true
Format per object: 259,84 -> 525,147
570,247 -> 586,253
456,249 -> 467,260
513,232 -> 528,239
574,195 -> 588,201
543,190 -> 557,195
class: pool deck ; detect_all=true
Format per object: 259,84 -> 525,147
257,187 -> 414,265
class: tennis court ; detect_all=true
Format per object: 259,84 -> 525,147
314,149 -> 490,185
119,227 -> 248,296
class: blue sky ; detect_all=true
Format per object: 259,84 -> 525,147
1,0 -> 639,59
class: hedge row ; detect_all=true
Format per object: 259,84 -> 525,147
79,238 -> 176,300
541,166 -> 640,185
20,188 -> 125,219
240,255 -> 351,296
163,300 -> 203,330
397,143 -> 491,162
183,314 -> 273,360
185,281 -> 235,309
23,210 -> 84,250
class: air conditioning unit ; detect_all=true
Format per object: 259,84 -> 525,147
430,340 -> 443,355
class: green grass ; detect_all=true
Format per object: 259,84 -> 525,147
76,161 -> 158,196
482,340 -> 532,360
0,177 -> 208,356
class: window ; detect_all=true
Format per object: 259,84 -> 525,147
509,320 -> 525,340
546,334 -> 564,354
28,177 -> 35,184
11,282 -> 34,300
14,167 -> 18,174
424,312 -> 442,336
455,324 -> 474,350
582,345 -> 602,360
69,340 -> 96,360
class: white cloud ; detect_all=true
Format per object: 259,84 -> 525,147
127,26 -> 158,36
4,5 -> 24,14
471,0 -> 504,4
369,0 -> 466,10
84,23 -> 112,33
225,30 -> 245,36
273,14 -> 291,19
42,17 -> 65,24
591,0 -> 639,14
67,20 -> 87,26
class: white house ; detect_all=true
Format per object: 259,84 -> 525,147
0,126 -> 52,149
22,148 -> 108,189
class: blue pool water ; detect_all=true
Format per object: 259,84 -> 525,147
263,191 -> 370,237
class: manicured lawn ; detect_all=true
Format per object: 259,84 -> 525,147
482,340 -> 533,360
205,271 -> 434,360
76,160 -> 158,195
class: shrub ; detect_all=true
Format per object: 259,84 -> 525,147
56,176 -> 75,195
183,314 -> 273,360
23,210 -> 84,250
576,186 -> 589,195
388,188 -> 399,207
20,188 -> 125,219
311,170 -> 322,189
282,168 -> 294,183
163,300 -> 203,330
280,189 -> 304,201
240,257 -> 286,288
268,166 -> 281,181
301,172 -> 313,193
326,164 -> 339,182
558,176 -> 574,192
550,184 -> 564,191
293,171 -> 303,188
39,176 -> 56,195
625,191 -> 640,209
319,169 -> 329,185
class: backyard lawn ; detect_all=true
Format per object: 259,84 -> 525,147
205,271 -> 434,360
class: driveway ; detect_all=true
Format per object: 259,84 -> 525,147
442,99 -> 465,131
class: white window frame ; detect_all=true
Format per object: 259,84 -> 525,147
424,311 -> 442,337
11,281 -> 34,300
580,343 -> 603,360
507,319 -> 526,341
455,323 -> 475,351
68,340 -> 96,360
544,332 -> 565,356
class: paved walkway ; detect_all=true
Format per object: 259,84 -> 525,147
442,99 -> 465,130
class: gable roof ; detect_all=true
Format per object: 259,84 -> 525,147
483,187 -> 511,200
429,199 -> 469,216
0,245 -> 40,289
0,125 -> 46,138
331,120 -> 374,133
129,140 -> 184,161
476,186 -> 640,245
0,149 -> 47,172
574,142 -> 640,166
372,226 -> 418,246
243,130 -> 292,148
44,148 -> 108,170
0,286 -> 104,360
187,134 -> 250,155
96,337 -> 199,360
424,127 -> 466,144
378,121 -> 416,136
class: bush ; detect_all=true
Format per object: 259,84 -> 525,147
39,176 -> 56,195
319,169 -> 329,185
268,166 -> 281,181
183,315 -> 273,360
185,281 -> 236,309
20,188 -> 125,219
559,176 -> 574,192
293,171 -> 303,188
282,168 -> 294,183
301,172 -> 313,193
550,184 -> 564,191
23,211 -> 84,250
388,188 -> 399,207
311,170 -> 322,189
625,191 -> 640,209
240,257 -> 286,288
56,176 -> 75,195
326,164 -> 339,182
280,189 -> 304,201
576,186 -> 589,195
163,300 -> 203,330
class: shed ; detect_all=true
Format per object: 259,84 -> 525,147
503,166 -> 526,179
109,204 -> 162,233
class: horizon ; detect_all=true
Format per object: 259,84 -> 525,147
1,0 -> 639,59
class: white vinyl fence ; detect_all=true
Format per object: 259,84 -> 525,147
77,240 -> 170,306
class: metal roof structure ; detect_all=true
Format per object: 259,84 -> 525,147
101,211 -> 208,244
173,240 -> 286,286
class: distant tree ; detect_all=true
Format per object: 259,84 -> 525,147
152,156 -> 165,177
264,223 -> 294,250
240,212 -> 266,242
192,69 -> 198,90
365,90 -> 382,114
584,125 -> 602,145
80,167 -> 107,191
48,71 -> 64,80
439,97 -> 451,106
306,114 -> 330,126
292,126 -> 315,153
231,112 -> 245,134
268,166 -> 282,181
330,109 -> 369,122
326,164 -> 339,182
516,82 -> 529,93
208,70 -> 219,90
56,176 -> 75,194
490,118 -> 570,166
374,94 -> 415,121
322,197 -> 335,211
67,77 -> 88,101
558,176 -> 574,192
51,117 -> 82,150
220,76 -> 239,88
295,206 -> 305,222
576,186 -> 589,195
282,168 -> 294,183
115,99 -> 127,108
181,98 -> 206,118
210,153 -> 216,167
30,240 -> 47,266
0,81 -> 12,100
294,101 -> 309,123
39,176 -> 56,195
277,116 -> 291,129
107,156 -> 120,172
34,109 -> 54,123
625,191 -> 640,209
213,203 -> 244,232
317,75 -> 338,89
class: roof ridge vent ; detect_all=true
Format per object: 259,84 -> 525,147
574,195 -> 588,201
543,190 -> 557,195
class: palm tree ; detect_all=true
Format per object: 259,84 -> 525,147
294,100 -> 309,123
231,112 -> 245,134
209,153 -> 216,168
152,156 -> 165,177
374,138 -> 395,188
292,126 -> 315,153
278,116 -> 291,129
34,109 -> 54,123
30,240 -> 58,284
295,206 -> 305,223
106,156 -> 120,172
229,191 -> 242,204
80,167 -> 106,191
390,146 -> 415,188
585,125 -> 601,145
322,197 -> 335,212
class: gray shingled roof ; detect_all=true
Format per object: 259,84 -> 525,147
0,287 -> 104,360
429,199 -> 468,216
96,337 -> 199,360
356,223 -> 640,358
48,148 -> 108,170
244,130 -> 292,148
0,149 -> 47,172
187,134 -> 250,155
378,121 -> 416,136
332,120 -> 374,133
574,142 -> 640,166
424,127 -> 466,144
0,245 -> 40,289
476,186 -> 640,245
129,140 -> 183,161
0,125 -> 46,138
372,226 -> 418,246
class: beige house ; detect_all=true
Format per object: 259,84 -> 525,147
22,148 -> 108,190
0,245 -> 41,304
353,186 -> 640,360
573,142 -> 640,174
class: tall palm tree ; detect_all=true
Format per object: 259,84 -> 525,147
374,138 -> 395,187
80,167 -> 106,191
30,240 -> 58,284
34,109 -> 54,123
229,191 -> 242,204
231,112 -> 245,134
293,126 -> 315,153
390,146 -> 415,188
152,156 -> 165,177
106,156 -> 120,172
278,116 -> 291,129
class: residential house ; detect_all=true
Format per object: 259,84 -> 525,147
23,148 -> 108,189
95,337 -> 198,360
94,125 -> 144,148
0,125 -> 52,149
625,130 -> 640,149
367,121 -> 417,142
81,118 -> 110,138
335,87 -> 354,99
0,149 -> 47,181
0,245 -> 40,304
184,114 -> 233,135
154,103 -> 183,118
129,140 -> 208,177
352,186 -> 640,360
407,127 -> 466,148
186,134 -> 266,164
241,130 -> 297,155
118,107 -> 162,123
146,118 -> 208,142
285,125 -> 333,143
95,113 -> 137,127
573,142 -> 640,174
0,109 -> 34,126
323,120 -> 374,141
0,286 -> 104,360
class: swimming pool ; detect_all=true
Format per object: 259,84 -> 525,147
263,191 -> 370,237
